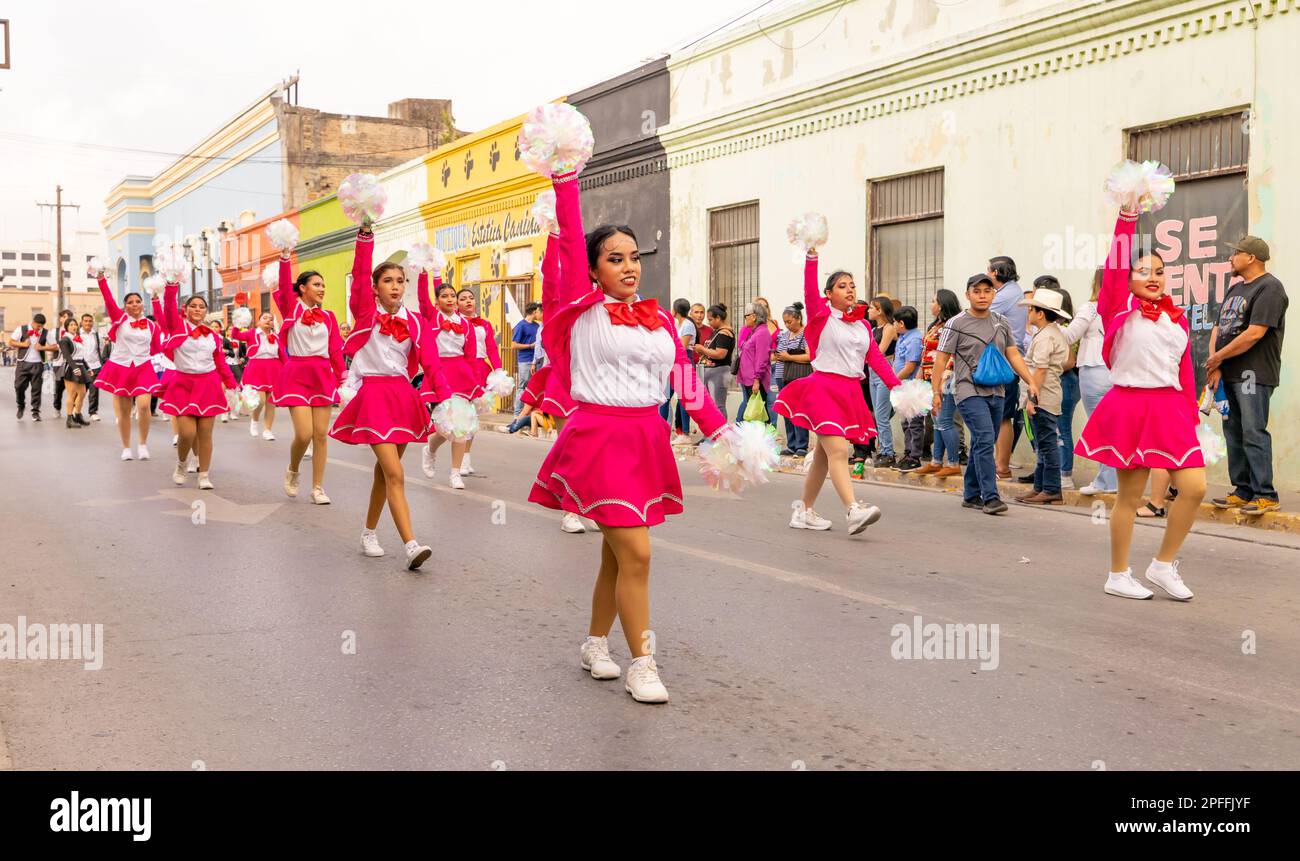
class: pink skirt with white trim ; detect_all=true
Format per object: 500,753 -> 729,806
424,355 -> 483,402
1075,385 -> 1204,470
773,370 -> 877,444
241,357 -> 283,392
272,356 -> 339,406
520,366 -> 577,417
528,403 -> 681,528
94,361 -> 161,397
330,375 -> 431,446
160,370 -> 229,417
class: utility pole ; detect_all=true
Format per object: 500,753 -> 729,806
36,186 -> 80,315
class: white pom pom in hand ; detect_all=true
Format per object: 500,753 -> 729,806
405,242 -> 446,276
338,173 -> 387,225
698,421 -> 781,494
265,218 -> 299,251
786,212 -> 829,252
261,262 -> 278,290
1196,420 -> 1227,466
484,368 -> 515,398
1104,159 -> 1175,213
231,306 -> 253,329
517,103 -> 595,178
472,394 -> 495,414
890,379 -> 934,421
153,246 -> 187,283
531,190 -> 558,234
143,274 -> 166,297
339,375 -> 359,406
87,256 -> 107,278
240,384 -> 262,411
431,396 -> 480,441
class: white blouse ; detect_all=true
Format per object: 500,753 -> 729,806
71,332 -> 100,366
569,300 -> 676,408
349,305 -> 412,379
473,324 -> 488,358
286,302 -> 330,358
1109,311 -> 1186,390
436,312 -> 468,358
251,333 -> 279,360
111,316 -> 154,367
811,310 -> 872,378
173,332 -> 218,374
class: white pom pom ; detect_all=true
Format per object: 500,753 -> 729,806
472,394 -> 495,414
405,242 -> 446,275
153,246 -> 187,283
87,256 -> 107,277
1104,159 -> 1175,213
231,306 -> 253,329
142,274 -> 166,297
517,103 -> 595,178
261,263 -> 278,289
1196,421 -> 1227,466
786,212 -> 829,251
698,422 -> 781,494
531,190 -> 558,234
431,396 -> 480,441
484,368 -> 514,398
240,385 -> 262,411
890,379 -> 933,421
338,173 -> 387,225
265,218 -> 299,251
339,376 -> 359,406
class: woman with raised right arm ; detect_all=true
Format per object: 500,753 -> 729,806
93,269 -> 164,461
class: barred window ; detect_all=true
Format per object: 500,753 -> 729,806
709,201 -> 760,314
869,168 -> 944,311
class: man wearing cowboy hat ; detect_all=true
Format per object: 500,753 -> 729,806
1016,287 -> 1073,504
1208,235 -> 1288,515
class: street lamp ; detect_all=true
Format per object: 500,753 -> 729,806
182,240 -> 194,300
201,229 -> 213,310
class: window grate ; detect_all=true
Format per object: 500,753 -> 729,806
1128,112 -> 1249,181
869,168 -> 945,309
709,201 -> 760,315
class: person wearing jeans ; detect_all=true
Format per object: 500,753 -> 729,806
1078,365 -> 1117,492
511,302 -> 542,417
958,394 -> 1005,507
1065,273 -> 1118,495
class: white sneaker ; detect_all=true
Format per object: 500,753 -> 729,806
171,434 -> 178,447
262,429 -> 276,441
580,636 -> 621,680
846,501 -> 882,535
671,433 -> 692,446
284,469 -> 300,498
219,413 -> 228,423
197,472 -> 214,490
121,448 -> 135,461
92,414 -> 101,422
449,470 -> 465,490
1079,483 -> 1101,496
404,540 -> 432,571
310,487 -> 330,505
1060,473 -> 1075,490
1145,559 -> 1193,601
137,444 -> 150,461
303,443 -> 312,460
625,656 -> 669,703
360,530 -> 385,558
561,512 -> 587,533
172,463 -> 186,485
186,459 -> 197,473
421,444 -> 436,478
1104,569 -> 1154,600
790,507 -> 832,530
250,420 -> 261,438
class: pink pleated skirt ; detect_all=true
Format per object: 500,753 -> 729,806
160,371 -> 229,417
330,375 -> 431,446
773,370 -> 877,444
272,355 -> 339,407
528,403 -> 681,528
1075,385 -> 1204,470
241,357 -> 283,392
157,368 -> 177,397
425,355 -> 483,402
94,360 -> 162,397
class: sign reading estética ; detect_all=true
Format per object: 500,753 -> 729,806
435,210 -> 543,253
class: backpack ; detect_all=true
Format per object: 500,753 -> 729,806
951,318 -> 1016,387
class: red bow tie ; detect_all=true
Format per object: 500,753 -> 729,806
265,332 -> 277,344
73,334 -> 83,343
839,305 -> 867,323
300,307 -> 326,326
189,325 -> 214,339
129,318 -> 149,330
439,316 -> 466,335
377,313 -> 410,343
605,299 -> 663,331
1138,295 -> 1184,323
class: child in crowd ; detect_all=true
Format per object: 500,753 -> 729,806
892,306 -> 925,471
1018,288 -> 1072,504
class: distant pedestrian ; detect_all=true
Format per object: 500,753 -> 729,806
1063,270 -> 1116,496
660,298 -> 697,443
914,289 -> 963,477
1017,288 -> 1071,504
693,303 -> 734,415
772,302 -> 810,455
9,312 -> 59,421
510,302 -> 542,417
891,306 -> 925,471
50,309 -> 75,417
57,316 -> 92,429
734,302 -> 772,424
866,297 -> 897,467
78,314 -> 104,422
988,255 -> 1028,479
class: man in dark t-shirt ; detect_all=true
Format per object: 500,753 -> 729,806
1207,235 -> 1288,513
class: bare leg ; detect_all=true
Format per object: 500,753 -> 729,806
1158,467 -> 1206,562
263,399 -> 276,431
289,406 -> 312,472
176,415 -> 198,463
1111,467 -> 1150,572
252,394 -> 264,422
589,536 -> 619,637
310,406 -> 331,489
365,460 -> 387,530
600,525 -> 654,657
372,443 -> 414,543
801,435 -> 830,509
114,395 -> 132,447
450,440 -> 467,470
135,394 -> 153,444
1144,468 -> 1171,511
820,435 -> 857,508
194,416 -> 215,472
995,419 -> 1012,474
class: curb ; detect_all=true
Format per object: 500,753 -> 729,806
478,413 -> 1298,534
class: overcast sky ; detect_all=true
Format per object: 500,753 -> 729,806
0,0 -> 789,246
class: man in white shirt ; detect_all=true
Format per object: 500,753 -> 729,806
8,313 -> 60,420
50,309 -> 74,417
77,313 -> 105,421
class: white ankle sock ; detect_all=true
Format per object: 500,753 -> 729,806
1149,559 -> 1173,572
404,539 -> 419,553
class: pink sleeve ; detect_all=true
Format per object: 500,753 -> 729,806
420,328 -> 451,401
214,342 -> 238,389
97,276 -> 123,321
541,233 -> 561,316
804,255 -> 828,317
163,282 -> 181,336
276,256 -> 295,319
554,176 -> 590,304
1099,212 -> 1138,329
417,272 -> 436,323
865,334 -> 901,388
151,297 -> 167,334
349,230 -> 375,331
483,321 -> 501,370
230,327 -> 256,346
667,318 -> 726,438
328,317 -> 346,383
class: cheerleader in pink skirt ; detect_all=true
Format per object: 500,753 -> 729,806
416,273 -> 480,489
1075,199 -> 1206,601
230,313 -> 283,442
160,283 -> 238,489
455,289 -> 500,478
527,174 -> 727,704
331,225 -> 447,571
774,252 -> 902,535
272,252 -> 347,505
93,272 -> 164,462
150,290 -> 182,452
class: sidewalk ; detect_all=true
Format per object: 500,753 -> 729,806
480,411 -> 1300,534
